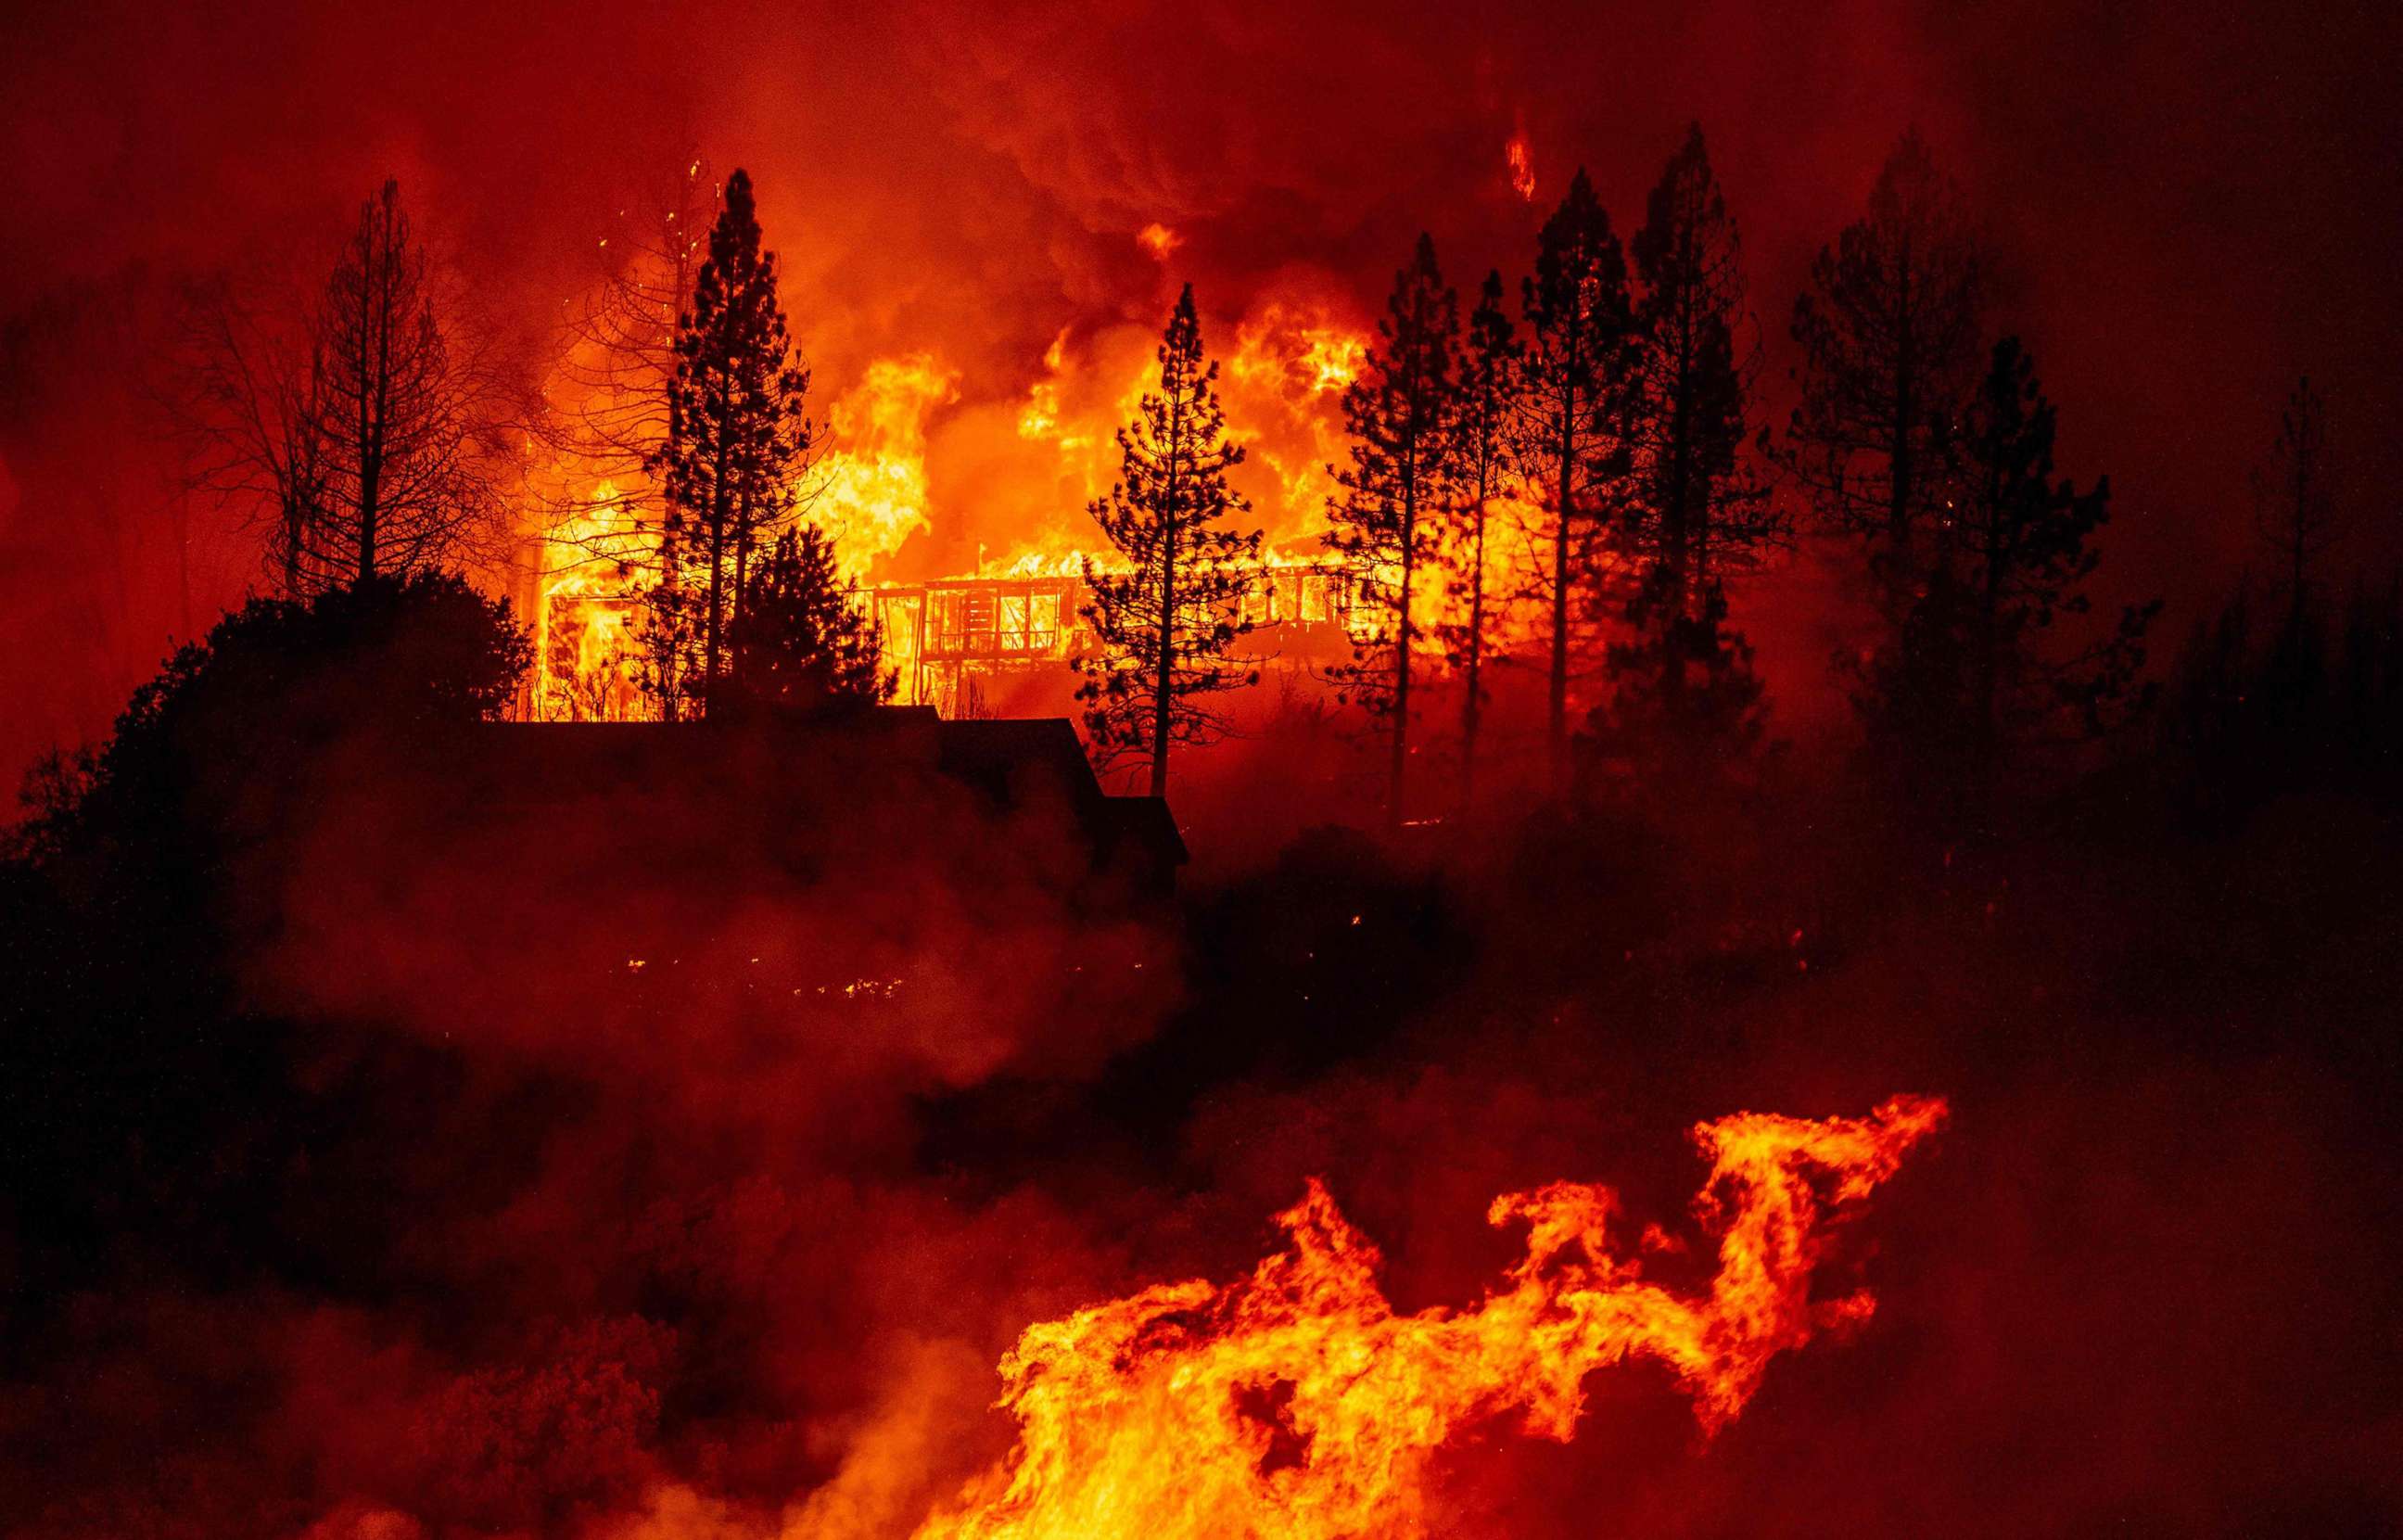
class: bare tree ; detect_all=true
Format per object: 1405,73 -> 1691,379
546,157 -> 715,555
309,180 -> 518,585
176,179 -> 522,593
542,157 -> 718,718
172,278 -> 335,597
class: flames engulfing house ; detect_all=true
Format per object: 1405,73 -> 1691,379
869,561 -> 1365,717
536,560 -> 1373,722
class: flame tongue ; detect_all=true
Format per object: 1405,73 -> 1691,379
915,1096 -> 1946,1540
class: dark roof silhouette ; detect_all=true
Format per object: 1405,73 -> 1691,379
473,707 -> 1184,891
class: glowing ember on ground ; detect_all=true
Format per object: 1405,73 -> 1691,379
913,1096 -> 1946,1540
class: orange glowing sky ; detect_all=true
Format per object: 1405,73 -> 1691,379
3,0 -> 2398,772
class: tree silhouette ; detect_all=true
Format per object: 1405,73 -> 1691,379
547,156 -> 718,719
172,280 -> 336,597
1859,337 -> 2154,795
1439,271 -> 1522,815
69,571 -> 530,872
2162,566 -> 2402,822
553,158 -> 716,524
317,181 -> 519,585
1519,169 -> 1634,795
176,180 -> 519,593
654,167 -> 812,706
721,524 -> 894,717
2254,375 -> 2341,652
1780,130 -> 1984,609
1076,285 -> 1263,796
1596,124 -> 1781,783
1328,234 -> 1459,825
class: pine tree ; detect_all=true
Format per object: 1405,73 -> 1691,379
1328,233 -> 1459,825
1076,285 -> 1264,796
1862,337 -> 2154,791
315,181 -> 515,586
1519,169 -> 1634,795
2253,375 -> 2341,652
1781,130 -> 1984,605
175,180 -> 515,594
1597,124 -> 1780,782
1440,271 -> 1521,815
654,167 -> 812,706
721,524 -> 894,716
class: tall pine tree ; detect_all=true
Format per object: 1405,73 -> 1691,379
2253,375 -> 2341,651
1440,271 -> 1521,815
177,179 -> 515,595
1781,130 -> 1984,606
1519,169 -> 1634,795
1328,233 -> 1459,825
654,167 -> 811,706
1596,124 -> 1780,783
1077,286 -> 1264,795
316,180 -> 515,586
1860,337 -> 2154,795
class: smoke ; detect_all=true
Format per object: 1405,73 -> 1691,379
7,0 -> 2403,779
5,683 -> 2400,1537
4,4 -> 2401,1534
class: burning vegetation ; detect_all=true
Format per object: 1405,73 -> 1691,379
915,1099 -> 1944,1540
5,7 -> 2403,1540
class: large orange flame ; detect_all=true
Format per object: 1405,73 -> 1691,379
913,1096 -> 1946,1540
812,352 -> 960,582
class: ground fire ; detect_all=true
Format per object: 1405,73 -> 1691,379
916,1099 -> 1945,1540
6,6 -> 2402,1539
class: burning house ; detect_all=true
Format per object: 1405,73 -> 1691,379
536,558 -> 1374,722
868,559 -> 1365,717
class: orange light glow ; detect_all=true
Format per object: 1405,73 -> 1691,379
1138,223 -> 1182,261
1507,135 -> 1537,202
912,1096 -> 1947,1540
811,351 -> 960,582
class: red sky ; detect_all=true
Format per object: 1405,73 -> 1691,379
4,0 -> 2397,776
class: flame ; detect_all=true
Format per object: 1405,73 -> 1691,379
1017,330 -> 1073,443
1222,299 -> 1368,551
534,478 -> 651,719
522,286 -> 1504,713
1229,305 -> 1367,400
812,352 -> 960,581
1137,223 -> 1182,261
1507,134 -> 1536,203
994,301 -> 1369,577
911,1096 -> 1946,1540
